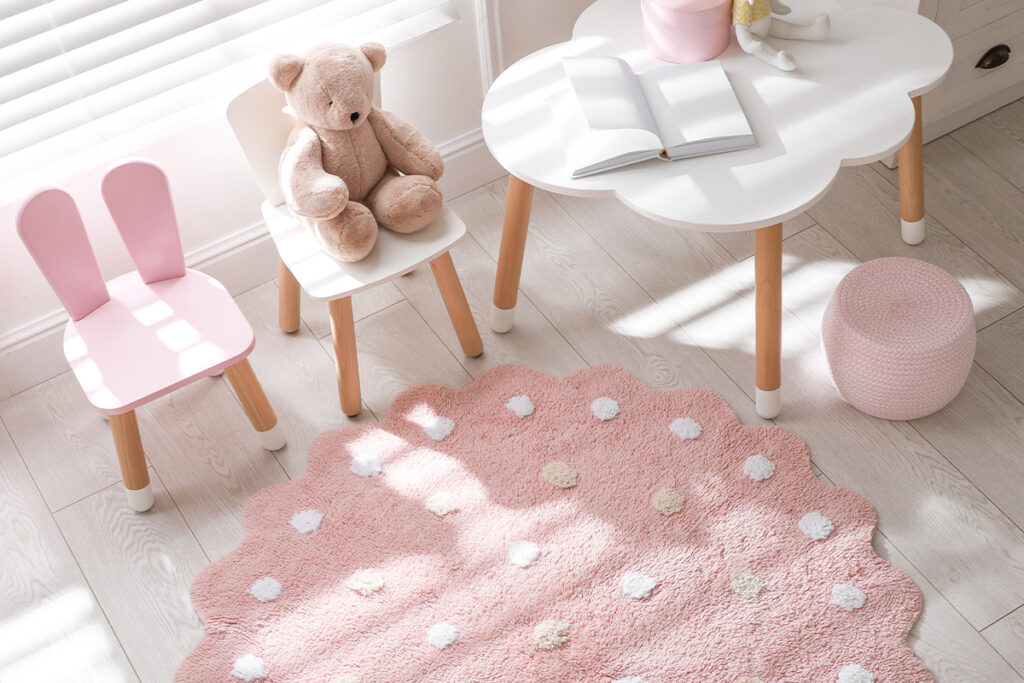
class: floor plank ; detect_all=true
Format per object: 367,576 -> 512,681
297,279 -> 405,341
709,212 -> 816,261
131,377 -> 291,562
871,136 -> 1024,291
53,470 -> 207,683
976,307 -> 1024,403
395,221 -> 587,379
951,100 -> 1024,193
236,282 -> 377,479
329,300 -> 475,418
0,369 -> 12,402
910,365 -> 1024,533
814,472 -> 1024,681
0,374 -> 124,512
807,165 -> 1024,330
0,422 -> 138,683
875,533 -> 1024,682
985,604 -> 1024,676
466,179 -> 768,427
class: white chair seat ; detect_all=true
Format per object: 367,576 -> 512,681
262,202 -> 467,301
229,78 -> 482,418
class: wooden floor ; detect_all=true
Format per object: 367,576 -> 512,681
3,102 -> 1024,682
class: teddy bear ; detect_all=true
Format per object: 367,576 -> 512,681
269,42 -> 444,262
733,0 -> 830,71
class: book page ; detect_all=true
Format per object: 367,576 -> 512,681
637,62 -> 754,154
562,57 -> 660,138
548,88 -> 662,178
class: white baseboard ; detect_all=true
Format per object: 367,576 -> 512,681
0,127 -> 504,398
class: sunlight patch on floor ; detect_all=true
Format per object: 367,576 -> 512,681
609,249 -> 1016,355
0,587 -> 131,683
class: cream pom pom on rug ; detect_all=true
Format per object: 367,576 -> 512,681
178,364 -> 928,682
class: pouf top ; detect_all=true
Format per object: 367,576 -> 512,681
832,257 -> 973,352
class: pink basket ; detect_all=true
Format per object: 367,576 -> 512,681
641,0 -> 733,64
822,257 -> 975,421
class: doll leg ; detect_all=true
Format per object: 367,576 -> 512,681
314,202 -> 378,262
735,24 -> 796,71
768,14 -> 830,41
367,169 -> 444,234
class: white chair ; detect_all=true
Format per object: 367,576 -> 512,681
227,79 -> 482,416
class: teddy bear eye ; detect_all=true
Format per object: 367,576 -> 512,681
328,100 -> 333,106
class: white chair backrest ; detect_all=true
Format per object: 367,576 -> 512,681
227,72 -> 384,207
227,79 -> 294,207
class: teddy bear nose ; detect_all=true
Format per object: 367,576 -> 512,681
350,112 -> 360,123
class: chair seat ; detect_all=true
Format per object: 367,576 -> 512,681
64,269 -> 255,415
263,202 -> 466,301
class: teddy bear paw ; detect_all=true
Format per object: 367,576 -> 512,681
371,177 -> 443,234
313,203 -> 379,262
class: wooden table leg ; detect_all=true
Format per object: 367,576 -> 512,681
109,410 -> 153,512
279,258 -> 301,333
755,224 -> 783,419
898,96 -> 926,245
329,297 -> 362,417
431,252 -> 484,358
225,358 -> 286,451
491,175 -> 535,333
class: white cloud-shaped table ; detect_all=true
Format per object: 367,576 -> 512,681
481,0 -> 951,232
480,0 -> 952,418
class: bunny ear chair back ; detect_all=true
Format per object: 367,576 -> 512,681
15,161 -> 286,513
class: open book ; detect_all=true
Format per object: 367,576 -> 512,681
550,57 -> 756,179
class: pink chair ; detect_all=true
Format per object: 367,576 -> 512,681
16,160 -> 286,512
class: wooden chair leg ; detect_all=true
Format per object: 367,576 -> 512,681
109,410 -> 153,512
329,298 -> 362,417
279,258 -> 301,333
755,223 -> 783,419
225,358 -> 286,450
898,96 -> 926,245
491,175 -> 534,333
431,252 -> 483,358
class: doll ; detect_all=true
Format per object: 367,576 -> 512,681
734,0 -> 830,71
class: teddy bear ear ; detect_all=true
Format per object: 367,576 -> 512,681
360,42 -> 387,72
268,54 -> 305,92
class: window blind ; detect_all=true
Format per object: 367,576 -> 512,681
0,0 -> 458,185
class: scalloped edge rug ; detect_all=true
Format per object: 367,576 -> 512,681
177,364 -> 929,682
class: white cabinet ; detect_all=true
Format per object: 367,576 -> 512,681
922,0 -> 1023,141
936,0 -> 1018,38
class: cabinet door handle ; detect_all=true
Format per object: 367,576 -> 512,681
976,44 -> 1011,70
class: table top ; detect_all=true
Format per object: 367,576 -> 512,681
481,0 -> 952,233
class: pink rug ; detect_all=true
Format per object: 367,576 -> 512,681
178,365 -> 928,682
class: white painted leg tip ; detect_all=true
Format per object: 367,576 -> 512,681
901,218 -> 925,245
490,306 -> 516,333
126,484 -> 154,512
756,388 -> 781,419
258,424 -> 287,451
100,413 -> 110,422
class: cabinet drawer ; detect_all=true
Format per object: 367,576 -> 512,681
937,0 -> 1019,39
924,5 -> 1024,121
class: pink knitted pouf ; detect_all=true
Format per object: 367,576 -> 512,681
822,257 -> 975,421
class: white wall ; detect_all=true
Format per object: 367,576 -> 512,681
497,0 -> 594,67
0,0 -> 594,396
